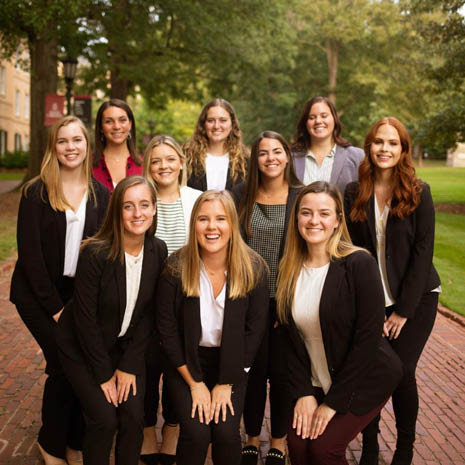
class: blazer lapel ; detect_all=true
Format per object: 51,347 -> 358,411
55,209 -> 67,273
293,153 -> 306,183
115,258 -> 126,325
366,195 -> 377,252
329,145 -> 344,186
131,237 -> 155,318
83,190 -> 98,239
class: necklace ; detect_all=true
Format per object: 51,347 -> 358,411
203,263 -> 227,277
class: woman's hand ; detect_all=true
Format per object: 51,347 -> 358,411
100,374 -> 118,407
115,369 -> 137,403
210,384 -> 234,423
293,395 -> 318,439
384,312 -> 407,340
309,403 -> 336,440
190,381 -> 211,424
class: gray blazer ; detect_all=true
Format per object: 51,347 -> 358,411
292,144 -> 364,195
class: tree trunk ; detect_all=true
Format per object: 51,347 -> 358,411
110,67 -> 129,100
25,34 -> 58,182
326,38 -> 339,105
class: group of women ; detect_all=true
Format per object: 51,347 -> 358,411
10,94 -> 439,465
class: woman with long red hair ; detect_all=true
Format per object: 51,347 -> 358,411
344,117 -> 440,465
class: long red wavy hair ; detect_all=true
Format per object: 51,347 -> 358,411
350,117 -> 422,222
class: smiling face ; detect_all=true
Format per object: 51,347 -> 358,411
101,105 -> 132,146
297,192 -> 340,250
55,122 -> 87,171
306,101 -> 335,143
195,199 -> 231,258
257,137 -> 288,181
122,184 -> 156,240
204,106 -> 233,146
149,143 -> 183,189
370,124 -> 402,173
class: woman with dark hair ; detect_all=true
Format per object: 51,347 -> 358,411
344,117 -> 440,465
93,99 -> 142,191
157,190 -> 269,465
10,116 -> 109,465
292,96 -> 363,194
57,176 -> 167,465
184,98 -> 248,191
276,182 -> 402,465
231,131 -> 302,465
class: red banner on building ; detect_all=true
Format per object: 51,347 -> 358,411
44,94 -> 65,126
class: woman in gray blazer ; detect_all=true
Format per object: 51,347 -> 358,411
291,96 -> 363,195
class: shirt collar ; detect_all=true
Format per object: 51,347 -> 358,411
307,144 -> 337,160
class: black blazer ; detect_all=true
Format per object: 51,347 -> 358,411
344,182 -> 440,319
56,236 -> 168,384
231,183 -> 301,260
156,255 -> 269,385
10,178 -> 109,315
282,251 -> 402,415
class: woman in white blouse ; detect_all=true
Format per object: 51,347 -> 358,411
56,176 -> 167,465
156,190 -> 269,465
10,116 -> 109,465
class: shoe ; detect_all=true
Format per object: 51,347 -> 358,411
241,445 -> 259,465
158,452 -> 176,465
359,446 -> 379,465
390,449 -> 413,465
140,453 -> 160,465
265,448 -> 285,465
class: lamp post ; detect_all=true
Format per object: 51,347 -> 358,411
60,56 -> 78,115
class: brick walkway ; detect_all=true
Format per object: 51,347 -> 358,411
1,258 -> 464,465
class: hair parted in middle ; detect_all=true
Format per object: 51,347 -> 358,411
82,176 -> 157,263
183,98 -> 248,183
168,190 -> 266,299
143,134 -> 187,190
276,181 -> 365,323
292,96 -> 349,152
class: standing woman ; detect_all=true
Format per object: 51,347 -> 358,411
276,182 -> 402,465
157,190 -> 269,465
93,99 -> 142,191
184,98 -> 248,191
57,176 -> 168,465
10,116 -> 109,465
292,96 -> 364,194
344,117 -> 440,465
232,131 -> 302,465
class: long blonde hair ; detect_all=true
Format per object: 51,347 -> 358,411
23,116 -> 95,211
276,182 -> 366,323
169,190 -> 265,298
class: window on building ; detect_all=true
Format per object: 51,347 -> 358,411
15,133 -> 22,151
0,66 -> 5,95
23,135 -> 29,151
25,94 -> 30,119
0,130 -> 7,155
15,90 -> 20,116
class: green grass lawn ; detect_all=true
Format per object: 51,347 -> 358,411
416,165 -> 465,204
0,171 -> 24,181
0,218 -> 16,262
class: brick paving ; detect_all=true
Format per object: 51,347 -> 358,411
1,257 -> 464,465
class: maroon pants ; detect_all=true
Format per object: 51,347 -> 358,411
288,400 -> 386,465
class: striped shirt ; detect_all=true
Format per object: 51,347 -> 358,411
303,144 -> 336,185
155,198 -> 186,255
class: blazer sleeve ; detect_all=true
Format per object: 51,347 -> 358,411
72,245 -> 114,384
15,187 -> 63,315
324,253 -> 385,413
395,183 -> 437,318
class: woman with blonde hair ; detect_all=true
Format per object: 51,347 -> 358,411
276,182 -> 402,465
184,98 -> 248,191
157,190 -> 269,465
10,116 -> 109,464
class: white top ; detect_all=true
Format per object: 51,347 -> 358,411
303,144 -> 336,185
156,198 -> 186,255
292,263 -> 332,394
119,247 -> 144,337
374,195 -> 396,307
63,193 -> 87,277
205,152 -> 229,191
199,263 -> 226,347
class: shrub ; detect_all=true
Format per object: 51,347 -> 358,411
0,150 -> 29,169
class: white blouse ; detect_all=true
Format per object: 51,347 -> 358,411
292,263 -> 332,394
205,152 -> 229,191
118,247 -> 144,337
63,193 -> 87,277
199,263 -> 226,347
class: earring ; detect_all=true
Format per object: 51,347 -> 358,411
100,133 -> 105,143
127,132 -> 132,140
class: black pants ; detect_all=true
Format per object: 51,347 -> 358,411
243,299 -> 292,438
59,346 -> 146,465
363,292 -> 438,449
165,347 -> 247,465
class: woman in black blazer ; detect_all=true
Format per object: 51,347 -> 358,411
276,182 -> 402,465
56,176 -> 167,465
10,116 -> 109,465
344,117 -> 440,465
157,190 -> 269,465
184,98 -> 248,191
231,131 -> 302,465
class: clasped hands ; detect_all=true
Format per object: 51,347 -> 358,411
293,395 -> 336,440
100,369 -> 136,407
190,382 -> 234,424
